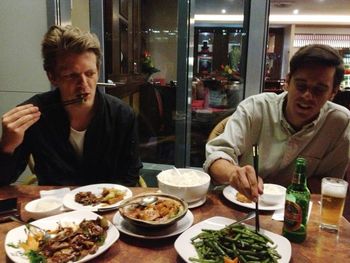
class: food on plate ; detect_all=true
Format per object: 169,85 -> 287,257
121,197 -> 184,222
7,217 -> 109,263
75,187 -> 125,206
235,192 -> 252,203
224,257 -> 239,263
189,223 -> 281,263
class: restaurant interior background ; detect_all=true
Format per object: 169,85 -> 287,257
1,0 -> 350,186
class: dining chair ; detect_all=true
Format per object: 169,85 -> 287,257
207,116 -> 230,141
20,154 -> 38,185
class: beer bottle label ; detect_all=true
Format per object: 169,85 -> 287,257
284,200 -> 302,231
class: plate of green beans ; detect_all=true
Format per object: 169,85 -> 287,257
174,216 -> 291,263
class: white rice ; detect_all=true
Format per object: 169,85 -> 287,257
159,170 -> 208,186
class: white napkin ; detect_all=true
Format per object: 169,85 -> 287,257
272,201 -> 313,222
40,187 -> 71,201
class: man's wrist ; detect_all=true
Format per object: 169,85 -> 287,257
0,142 -> 15,155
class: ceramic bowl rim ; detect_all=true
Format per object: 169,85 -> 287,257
119,193 -> 188,228
25,197 -> 63,214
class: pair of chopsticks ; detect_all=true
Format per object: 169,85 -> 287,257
253,144 -> 260,233
61,93 -> 88,106
41,93 -> 88,111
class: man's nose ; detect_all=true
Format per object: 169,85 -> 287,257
301,88 -> 314,100
77,74 -> 88,85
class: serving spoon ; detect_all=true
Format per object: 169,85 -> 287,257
98,196 -> 158,212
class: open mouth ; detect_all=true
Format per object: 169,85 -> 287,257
297,102 -> 312,110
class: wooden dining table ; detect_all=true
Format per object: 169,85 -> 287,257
0,185 -> 349,263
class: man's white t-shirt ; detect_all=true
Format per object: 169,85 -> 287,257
69,127 -> 86,158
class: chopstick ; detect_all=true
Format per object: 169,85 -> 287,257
62,95 -> 86,106
253,144 -> 260,233
41,93 -> 88,111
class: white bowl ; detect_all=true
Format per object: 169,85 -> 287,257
24,197 -> 63,220
260,184 -> 286,205
157,168 -> 211,203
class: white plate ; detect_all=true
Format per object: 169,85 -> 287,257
223,185 -> 284,211
188,197 -> 207,209
175,216 -> 291,263
63,183 -> 133,212
5,210 -> 120,263
113,210 -> 194,239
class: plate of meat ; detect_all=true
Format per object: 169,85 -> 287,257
63,184 -> 132,212
5,210 -> 119,263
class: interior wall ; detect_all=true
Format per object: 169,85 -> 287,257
295,25 -> 350,35
281,25 -> 294,78
71,0 -> 90,31
0,0 -> 49,182
0,0 -> 50,135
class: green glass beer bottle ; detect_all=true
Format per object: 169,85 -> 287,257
282,157 -> 310,243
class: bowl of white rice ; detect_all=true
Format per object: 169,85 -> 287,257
157,168 -> 211,203
24,197 -> 63,220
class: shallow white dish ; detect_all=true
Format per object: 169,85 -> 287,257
113,210 -> 194,239
188,196 -> 207,209
63,183 -> 132,212
5,210 -> 120,263
25,197 -> 63,220
174,216 -> 291,263
223,185 -> 284,211
260,183 -> 286,205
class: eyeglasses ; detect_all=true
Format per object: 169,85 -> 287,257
293,79 -> 332,97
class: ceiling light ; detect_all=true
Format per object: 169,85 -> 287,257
221,9 -> 226,14
293,9 -> 299,15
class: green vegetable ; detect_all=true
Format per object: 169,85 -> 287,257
26,250 -> 46,263
6,243 -> 19,249
190,223 -> 281,263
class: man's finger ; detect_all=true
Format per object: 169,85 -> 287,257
2,104 -> 36,118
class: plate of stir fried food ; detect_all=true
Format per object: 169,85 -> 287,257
63,184 -> 133,212
119,193 -> 188,228
5,210 -> 119,263
223,186 -> 284,211
175,216 -> 291,263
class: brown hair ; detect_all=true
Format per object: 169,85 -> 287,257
289,44 -> 344,90
41,25 -> 101,74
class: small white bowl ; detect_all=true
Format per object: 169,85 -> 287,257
260,183 -> 286,205
157,168 -> 211,203
25,197 -> 63,220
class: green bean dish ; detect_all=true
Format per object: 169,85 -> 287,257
189,223 -> 282,263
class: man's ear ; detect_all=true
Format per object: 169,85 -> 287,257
47,72 -> 57,86
284,73 -> 291,91
330,86 -> 339,101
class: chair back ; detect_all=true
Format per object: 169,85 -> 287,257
207,116 -> 230,141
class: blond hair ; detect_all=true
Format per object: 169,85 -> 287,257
41,25 -> 101,74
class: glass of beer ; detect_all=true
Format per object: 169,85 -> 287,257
320,177 -> 348,232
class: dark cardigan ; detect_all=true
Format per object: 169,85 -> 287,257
0,89 -> 142,186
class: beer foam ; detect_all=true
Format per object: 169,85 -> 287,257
322,183 -> 348,198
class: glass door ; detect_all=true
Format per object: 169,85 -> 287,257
55,0 -> 269,173
189,0 -> 246,167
